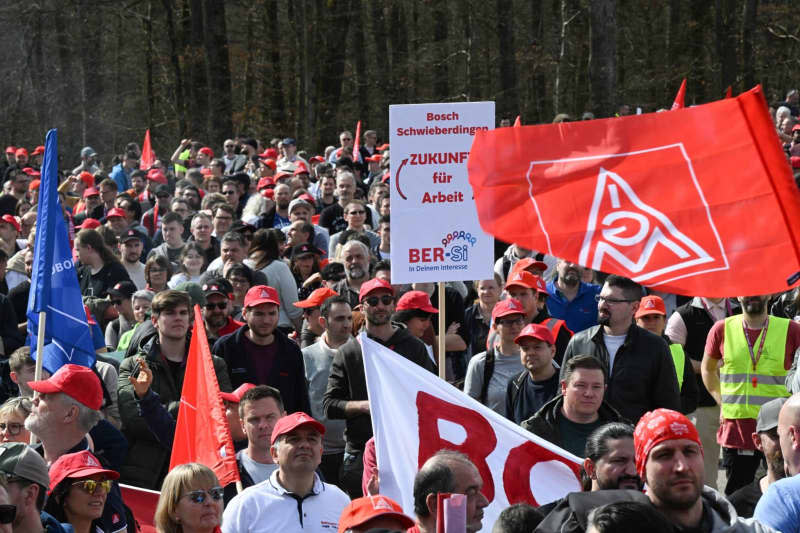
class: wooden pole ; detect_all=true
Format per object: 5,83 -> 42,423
437,282 -> 446,379
30,311 -> 46,445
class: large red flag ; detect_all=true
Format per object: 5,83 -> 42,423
468,86 -> 800,297
671,78 -> 687,110
140,129 -> 155,170
352,120 -> 361,163
169,305 -> 239,485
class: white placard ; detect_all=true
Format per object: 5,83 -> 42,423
389,102 -> 495,283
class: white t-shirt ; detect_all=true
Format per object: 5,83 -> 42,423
222,471 -> 349,533
604,334 -> 626,373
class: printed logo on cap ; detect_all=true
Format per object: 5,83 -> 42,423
670,422 -> 689,435
85,455 -> 100,467
261,289 -> 271,298
645,299 -> 656,309
512,273 -> 522,281
371,495 -> 394,511
509,300 -> 520,310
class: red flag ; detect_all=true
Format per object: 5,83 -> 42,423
352,120 -> 361,163
169,305 -> 239,485
140,129 -> 155,170
671,78 -> 686,110
513,115 -> 521,127
120,484 -> 159,533
467,85 -> 800,297
725,86 -> 733,99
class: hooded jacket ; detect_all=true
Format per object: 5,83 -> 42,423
695,486 -> 777,532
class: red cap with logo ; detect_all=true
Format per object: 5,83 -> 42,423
515,323 -> 555,345
337,495 -> 416,533
395,290 -> 438,313
219,383 -> 257,404
635,295 -> 666,319
244,285 -> 280,308
271,412 -> 325,445
294,287 -> 338,309
0,215 -> 20,233
106,207 -> 126,219
77,218 -> 101,230
28,364 -> 103,410
491,298 -> 525,321
358,278 -> 394,302
146,169 -> 167,184
31,146 -> 45,156
48,451 -> 119,493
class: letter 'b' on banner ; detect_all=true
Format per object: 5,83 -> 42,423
468,86 -> 800,297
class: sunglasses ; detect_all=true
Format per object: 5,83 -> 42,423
0,423 -> 22,435
110,300 -> 122,306
205,302 -> 227,310
72,479 -> 112,495
0,505 -> 15,524
222,190 -> 236,195
183,487 -> 224,504
364,295 -> 393,307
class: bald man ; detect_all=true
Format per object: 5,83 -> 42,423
754,393 -> 800,531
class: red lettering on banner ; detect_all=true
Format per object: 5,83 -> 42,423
416,391 -> 497,502
503,441 -> 582,506
409,248 -> 445,263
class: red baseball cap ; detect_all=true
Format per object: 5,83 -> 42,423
106,207 -> 126,219
219,383 -> 257,404
146,169 -> 167,184
271,412 -> 325,445
22,167 -> 41,177
512,257 -> 549,275
376,143 -> 390,152
28,364 -> 103,410
365,154 -> 382,163
337,495 -> 415,533
274,171 -> 292,181
83,187 -> 100,199
29,179 -> 40,191
78,171 -> 95,189
31,146 -> 45,156
259,158 -> 277,170
515,323 -> 555,345
635,295 -> 667,319
0,215 -> 20,233
262,148 -> 279,159
198,147 -> 214,158
293,164 -> 309,175
4,146 -> 15,154
309,155 -> 325,163
76,218 -> 101,230
491,298 -> 525,321
358,278 -> 394,302
48,451 -> 119,493
395,290 -> 438,313
505,270 -> 540,291
294,287 -> 338,309
257,176 -> 275,190
15,148 -> 27,158
244,285 -> 280,308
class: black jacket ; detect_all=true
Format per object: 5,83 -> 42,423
212,325 -> 310,414
323,325 -> 437,452
534,490 -> 651,533
521,395 -> 626,451
559,324 -> 681,423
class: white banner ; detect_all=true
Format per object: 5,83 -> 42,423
389,102 -> 495,283
362,334 -> 582,531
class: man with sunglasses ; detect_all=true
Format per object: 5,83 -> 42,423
324,278 -> 436,498
559,275 -> 680,424
104,281 -> 137,351
202,279 -> 243,345
222,412 -> 349,533
0,442 -> 71,533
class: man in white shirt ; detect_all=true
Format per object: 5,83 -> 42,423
222,412 -> 350,533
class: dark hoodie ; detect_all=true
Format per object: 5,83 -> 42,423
324,323 -> 436,453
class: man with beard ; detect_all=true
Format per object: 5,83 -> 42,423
635,409 -> 771,533
546,258 -> 602,334
754,394 -> 800,530
329,240 -> 371,308
729,398 -> 787,517
283,198 -> 329,256
559,275 -> 680,424
324,278 -> 436,497
202,278 -> 244,344
118,230 -> 146,289
702,294 -> 800,495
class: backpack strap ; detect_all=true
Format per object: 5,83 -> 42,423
480,348 -> 495,405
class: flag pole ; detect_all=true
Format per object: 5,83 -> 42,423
30,311 -> 45,445
437,282 -> 446,379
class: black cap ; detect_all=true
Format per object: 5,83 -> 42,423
155,184 -> 171,197
291,243 -> 322,258
106,281 -> 137,300
202,278 -> 233,298
119,229 -> 143,244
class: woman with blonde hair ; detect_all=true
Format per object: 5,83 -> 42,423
0,397 -> 31,443
155,463 -> 223,533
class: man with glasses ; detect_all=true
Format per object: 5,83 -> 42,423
559,275 -> 680,424
464,299 -> 526,416
141,184 -> 172,238
212,204 -> 234,238
202,279 -> 243,345
324,278 -> 436,497
328,200 -> 379,253
0,442 -> 69,533
319,172 -> 374,235
104,281 -> 137,350
221,179 -> 242,218
222,412 -> 349,533
222,139 -> 247,174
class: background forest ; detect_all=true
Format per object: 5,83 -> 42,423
0,0 -> 795,160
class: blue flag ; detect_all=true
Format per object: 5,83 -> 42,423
26,129 -> 96,372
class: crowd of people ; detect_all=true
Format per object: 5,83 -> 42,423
0,114 -> 797,532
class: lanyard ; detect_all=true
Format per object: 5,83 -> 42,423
742,316 -> 769,371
